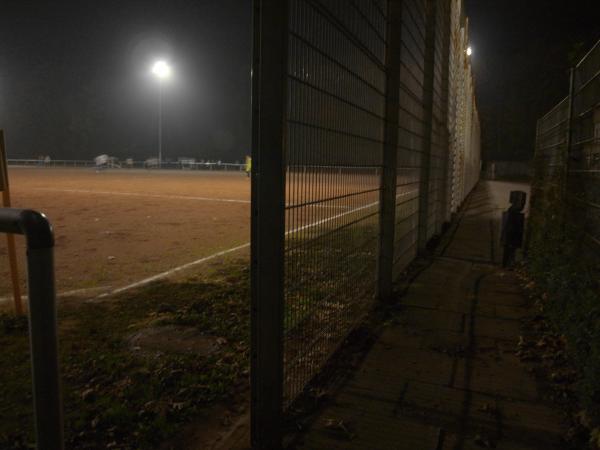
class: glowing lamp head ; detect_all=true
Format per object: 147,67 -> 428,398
466,46 -> 472,56
151,60 -> 172,79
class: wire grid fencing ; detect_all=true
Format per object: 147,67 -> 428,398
429,0 -> 451,236
533,97 -> 569,193
251,0 -> 480,446
569,40 -> 600,252
392,0 -> 426,276
532,39 -> 600,257
283,0 -> 387,406
447,0 -> 480,213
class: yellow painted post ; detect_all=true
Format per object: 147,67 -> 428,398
0,130 -> 23,315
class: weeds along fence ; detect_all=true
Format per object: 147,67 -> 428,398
529,39 -> 600,421
251,0 -> 480,446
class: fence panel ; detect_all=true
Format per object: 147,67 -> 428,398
570,40 -> 600,252
429,0 -> 451,234
393,0 -> 427,275
251,0 -> 480,446
531,39 -> 600,262
284,0 -> 388,407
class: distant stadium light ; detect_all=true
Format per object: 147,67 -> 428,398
150,60 -> 172,169
151,60 -> 172,79
466,46 -> 473,56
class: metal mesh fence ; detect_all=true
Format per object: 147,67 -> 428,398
534,97 -> 569,186
283,0 -> 387,406
393,0 -> 426,277
446,0 -> 480,213
570,40 -> 600,251
251,0 -> 481,445
532,39 -> 600,255
429,0 -> 450,234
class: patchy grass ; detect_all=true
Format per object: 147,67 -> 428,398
0,258 -> 249,449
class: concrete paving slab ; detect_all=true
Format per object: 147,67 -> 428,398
297,181 -> 567,450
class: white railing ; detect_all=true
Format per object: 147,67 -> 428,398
7,159 -> 246,171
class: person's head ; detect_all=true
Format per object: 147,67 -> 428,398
509,191 -> 527,212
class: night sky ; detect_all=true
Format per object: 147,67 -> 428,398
465,0 -> 599,161
0,0 -> 252,162
0,1 -> 598,162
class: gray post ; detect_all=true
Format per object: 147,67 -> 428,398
28,247 -> 62,450
250,0 -> 288,448
0,209 -> 63,450
378,0 -> 403,300
563,67 -> 575,200
418,0 -> 438,251
158,82 -> 163,169
523,119 -> 543,256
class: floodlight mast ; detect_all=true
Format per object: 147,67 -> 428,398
151,60 -> 172,169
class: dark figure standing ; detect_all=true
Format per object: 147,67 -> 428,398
501,191 -> 526,268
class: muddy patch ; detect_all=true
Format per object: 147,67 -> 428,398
128,325 -> 219,356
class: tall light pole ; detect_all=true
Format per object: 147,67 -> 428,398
151,60 -> 172,168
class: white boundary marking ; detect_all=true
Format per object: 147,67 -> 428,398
35,188 -> 350,210
93,198 -> 381,300
95,243 -> 251,299
0,286 -> 110,305
36,188 -> 251,204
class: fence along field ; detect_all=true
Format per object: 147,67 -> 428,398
251,0 -> 480,446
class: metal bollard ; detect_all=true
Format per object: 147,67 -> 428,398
0,208 -> 63,450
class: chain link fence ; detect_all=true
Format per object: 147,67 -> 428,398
251,0 -> 480,446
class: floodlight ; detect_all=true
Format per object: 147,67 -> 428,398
151,60 -> 172,79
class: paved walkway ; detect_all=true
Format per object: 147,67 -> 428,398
299,181 -> 566,449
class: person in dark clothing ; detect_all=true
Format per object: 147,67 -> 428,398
501,191 -> 527,268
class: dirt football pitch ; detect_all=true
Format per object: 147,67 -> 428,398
0,167 -> 251,304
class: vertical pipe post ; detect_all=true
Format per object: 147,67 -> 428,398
2,191 -> 22,314
563,68 -> 575,206
524,118 -> 543,257
27,245 -> 63,450
418,0 -> 438,251
250,0 -> 288,447
158,82 -> 163,169
0,130 -> 23,315
378,0 -> 403,300
0,209 -> 63,450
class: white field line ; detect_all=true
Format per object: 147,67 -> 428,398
35,188 -> 349,210
94,242 -> 251,299
0,286 -> 110,305
93,198 -> 381,300
36,188 -> 251,204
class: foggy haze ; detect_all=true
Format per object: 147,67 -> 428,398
0,0 -> 252,162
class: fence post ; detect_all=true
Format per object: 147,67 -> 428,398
438,0 -> 452,227
378,0 -> 403,300
0,209 -> 63,450
563,68 -> 576,211
0,130 -> 23,315
524,119 -> 543,256
417,0 -> 438,251
250,0 -> 288,448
